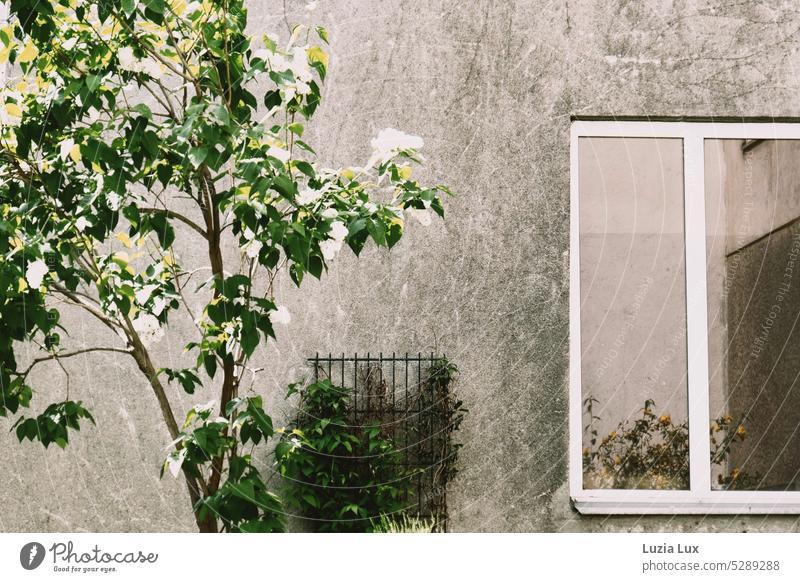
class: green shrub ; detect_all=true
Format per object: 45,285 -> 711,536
275,379 -> 416,532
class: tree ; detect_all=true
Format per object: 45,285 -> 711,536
0,0 -> 449,532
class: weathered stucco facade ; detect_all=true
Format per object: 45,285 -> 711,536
4,0 -> 800,532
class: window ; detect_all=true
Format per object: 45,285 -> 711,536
570,118 -> 800,513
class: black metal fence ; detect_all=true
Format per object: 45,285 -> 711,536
307,352 -> 457,530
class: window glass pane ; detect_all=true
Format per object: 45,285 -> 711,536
706,139 -> 800,491
579,137 -> 689,490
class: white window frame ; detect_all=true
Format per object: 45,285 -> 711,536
570,117 -> 800,514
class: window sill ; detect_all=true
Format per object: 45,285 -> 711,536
573,492 -> 800,515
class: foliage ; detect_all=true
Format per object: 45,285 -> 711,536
12,400 -> 94,449
164,396 -> 284,532
275,356 -> 466,532
275,379 -> 416,532
0,0 -> 450,532
426,358 -> 466,485
371,513 -> 435,533
583,397 -> 756,490
424,357 -> 466,528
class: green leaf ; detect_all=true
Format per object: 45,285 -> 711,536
121,0 -> 137,17
308,255 -> 323,279
387,222 -> 403,248
271,175 -> 296,198
263,90 -> 281,110
156,163 -> 173,187
132,103 -> 153,119
248,401 -> 273,438
203,353 -> 218,379
149,213 -> 175,249
294,140 -> 316,155
274,441 -> 292,460
289,263 -> 304,286
366,219 -> 386,245
86,74 -> 102,93
161,368 -> 203,395
230,480 -> 256,502
241,325 -> 259,358
97,1 -> 113,22
188,147 -> 209,168
292,160 -> 315,179
193,429 -> 208,451
209,103 -> 231,126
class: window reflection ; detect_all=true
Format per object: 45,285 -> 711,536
579,137 -> 690,490
706,139 -> 800,491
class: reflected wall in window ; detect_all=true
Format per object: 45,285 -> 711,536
579,137 -> 689,490
706,139 -> 800,491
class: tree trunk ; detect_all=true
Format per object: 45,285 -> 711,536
129,338 -> 218,533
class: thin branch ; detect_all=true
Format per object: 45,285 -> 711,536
60,287 -> 101,305
52,285 -> 124,336
283,0 -> 292,32
160,249 -> 206,337
153,78 -> 180,119
56,357 -> 71,400
139,207 -> 208,239
140,81 -> 179,122
20,347 -> 133,379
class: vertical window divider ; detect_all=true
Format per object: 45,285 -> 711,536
683,132 -> 712,496
568,122 -> 584,498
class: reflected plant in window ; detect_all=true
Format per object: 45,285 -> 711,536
583,396 -> 755,490
710,415 -> 761,490
582,397 -> 689,490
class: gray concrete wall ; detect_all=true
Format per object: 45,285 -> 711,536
6,0 -> 800,532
